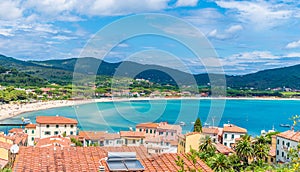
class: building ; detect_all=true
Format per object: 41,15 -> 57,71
78,131 -> 122,147
0,141 -> 12,169
214,143 -> 234,155
24,124 -> 36,146
144,136 -> 178,154
267,135 -> 277,164
120,131 -> 145,146
222,123 -> 247,148
13,146 -> 213,172
276,130 -> 300,163
178,132 -> 205,153
202,127 -> 220,143
136,122 -> 182,141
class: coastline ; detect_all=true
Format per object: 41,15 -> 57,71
0,96 -> 299,122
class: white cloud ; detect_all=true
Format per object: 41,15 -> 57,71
0,29 -> 14,37
0,1 -> 23,20
286,40 -> 300,49
216,1 -> 293,28
286,52 -> 300,57
175,0 -> 199,7
208,25 -> 243,40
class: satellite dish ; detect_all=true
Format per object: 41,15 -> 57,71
10,144 -> 19,154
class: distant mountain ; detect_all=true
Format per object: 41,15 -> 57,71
1,54 -> 300,89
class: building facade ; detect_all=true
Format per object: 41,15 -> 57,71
222,124 -> 247,148
276,130 -> 300,163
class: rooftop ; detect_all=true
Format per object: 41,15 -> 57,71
78,131 -> 120,141
223,124 -> 247,133
25,124 -> 36,129
36,116 -> 78,124
35,136 -> 72,148
214,143 -> 234,155
136,122 -> 159,128
202,127 -> 219,135
9,128 -> 24,133
13,146 -> 213,172
277,130 -> 300,142
120,131 -> 145,138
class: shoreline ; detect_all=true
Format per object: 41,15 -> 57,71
0,96 -> 299,122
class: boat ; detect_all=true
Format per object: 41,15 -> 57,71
280,124 -> 290,128
191,122 -> 195,125
179,121 -> 185,126
21,117 -> 31,124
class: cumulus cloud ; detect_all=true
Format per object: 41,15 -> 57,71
286,40 -> 300,49
0,1 -> 23,20
175,0 -> 199,7
215,0 -> 293,28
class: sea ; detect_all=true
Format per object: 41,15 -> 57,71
1,99 -> 300,136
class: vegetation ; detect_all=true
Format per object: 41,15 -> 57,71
70,138 -> 83,146
193,118 -> 202,132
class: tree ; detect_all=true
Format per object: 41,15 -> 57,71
235,134 -> 254,166
208,154 -> 231,172
193,117 -> 202,132
199,136 -> 216,156
175,155 -> 185,172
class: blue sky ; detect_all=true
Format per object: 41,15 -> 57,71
0,0 -> 300,75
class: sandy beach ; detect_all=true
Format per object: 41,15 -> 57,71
0,96 -> 299,122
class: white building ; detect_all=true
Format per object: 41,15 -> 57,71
25,116 -> 78,146
120,131 -> 145,146
222,124 -> 247,148
78,131 -> 123,147
144,137 -> 178,154
202,127 -> 220,143
276,130 -> 300,163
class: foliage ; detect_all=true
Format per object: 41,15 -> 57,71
70,138 -> 83,146
193,118 -> 202,132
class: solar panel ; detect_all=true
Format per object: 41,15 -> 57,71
106,152 -> 145,171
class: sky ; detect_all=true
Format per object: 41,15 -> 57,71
0,0 -> 300,75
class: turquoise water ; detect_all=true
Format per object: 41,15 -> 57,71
1,99 -> 299,136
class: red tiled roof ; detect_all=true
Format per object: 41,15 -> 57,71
120,131 -> 145,138
9,128 -> 24,133
202,127 -> 219,134
35,136 -> 72,148
0,141 -> 12,150
214,143 -> 234,155
136,122 -> 159,128
78,131 -> 120,141
25,124 -> 36,129
4,132 -> 28,145
223,124 -> 247,133
36,116 -> 78,124
13,146 -> 213,172
277,130 -> 300,142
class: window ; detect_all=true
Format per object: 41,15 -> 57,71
287,142 -> 290,147
277,150 -> 279,155
31,137 -> 34,141
166,142 -> 169,146
70,131 -> 74,135
231,134 -> 234,139
46,125 -> 50,128
139,128 -> 142,132
224,142 -> 227,146
166,132 -> 168,136
277,139 -> 279,144
271,158 -> 274,162
133,139 -> 136,144
54,131 -> 59,135
154,130 -> 156,134
64,125 -> 67,128
45,131 -> 51,135
282,141 -> 285,145
32,130 -> 34,134
25,130 -> 27,133
161,141 -> 163,146
141,139 -> 143,144
171,132 -> 174,136
150,129 -> 152,134
70,125 -> 74,128
159,132 -> 163,135
106,140 -> 109,145
282,152 -> 284,157
224,134 -> 227,139
146,129 -> 148,133
56,125 -> 59,128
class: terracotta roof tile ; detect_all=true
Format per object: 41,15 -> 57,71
136,122 -> 159,128
202,127 -> 219,134
9,128 -> 24,133
35,136 -> 72,148
214,143 -> 234,155
25,124 -> 36,128
223,124 -> 247,133
120,131 -> 145,138
277,130 -> 300,142
36,116 -> 78,124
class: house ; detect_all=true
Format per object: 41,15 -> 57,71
222,123 -> 247,148
0,141 -> 12,169
136,122 -> 182,141
214,143 -> 234,155
78,131 -> 122,147
275,130 -> 300,163
267,135 -> 277,164
120,131 -> 145,146
178,132 -> 205,153
144,136 -> 178,154
24,116 -> 78,146
13,146 -> 213,172
24,124 -> 37,146
202,127 -> 220,143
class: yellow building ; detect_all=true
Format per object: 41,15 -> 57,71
178,132 -> 204,153
267,135 -> 277,164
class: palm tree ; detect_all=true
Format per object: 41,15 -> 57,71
235,134 -> 254,165
253,143 -> 269,160
208,154 -> 231,172
228,153 -> 242,171
199,136 -> 216,154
